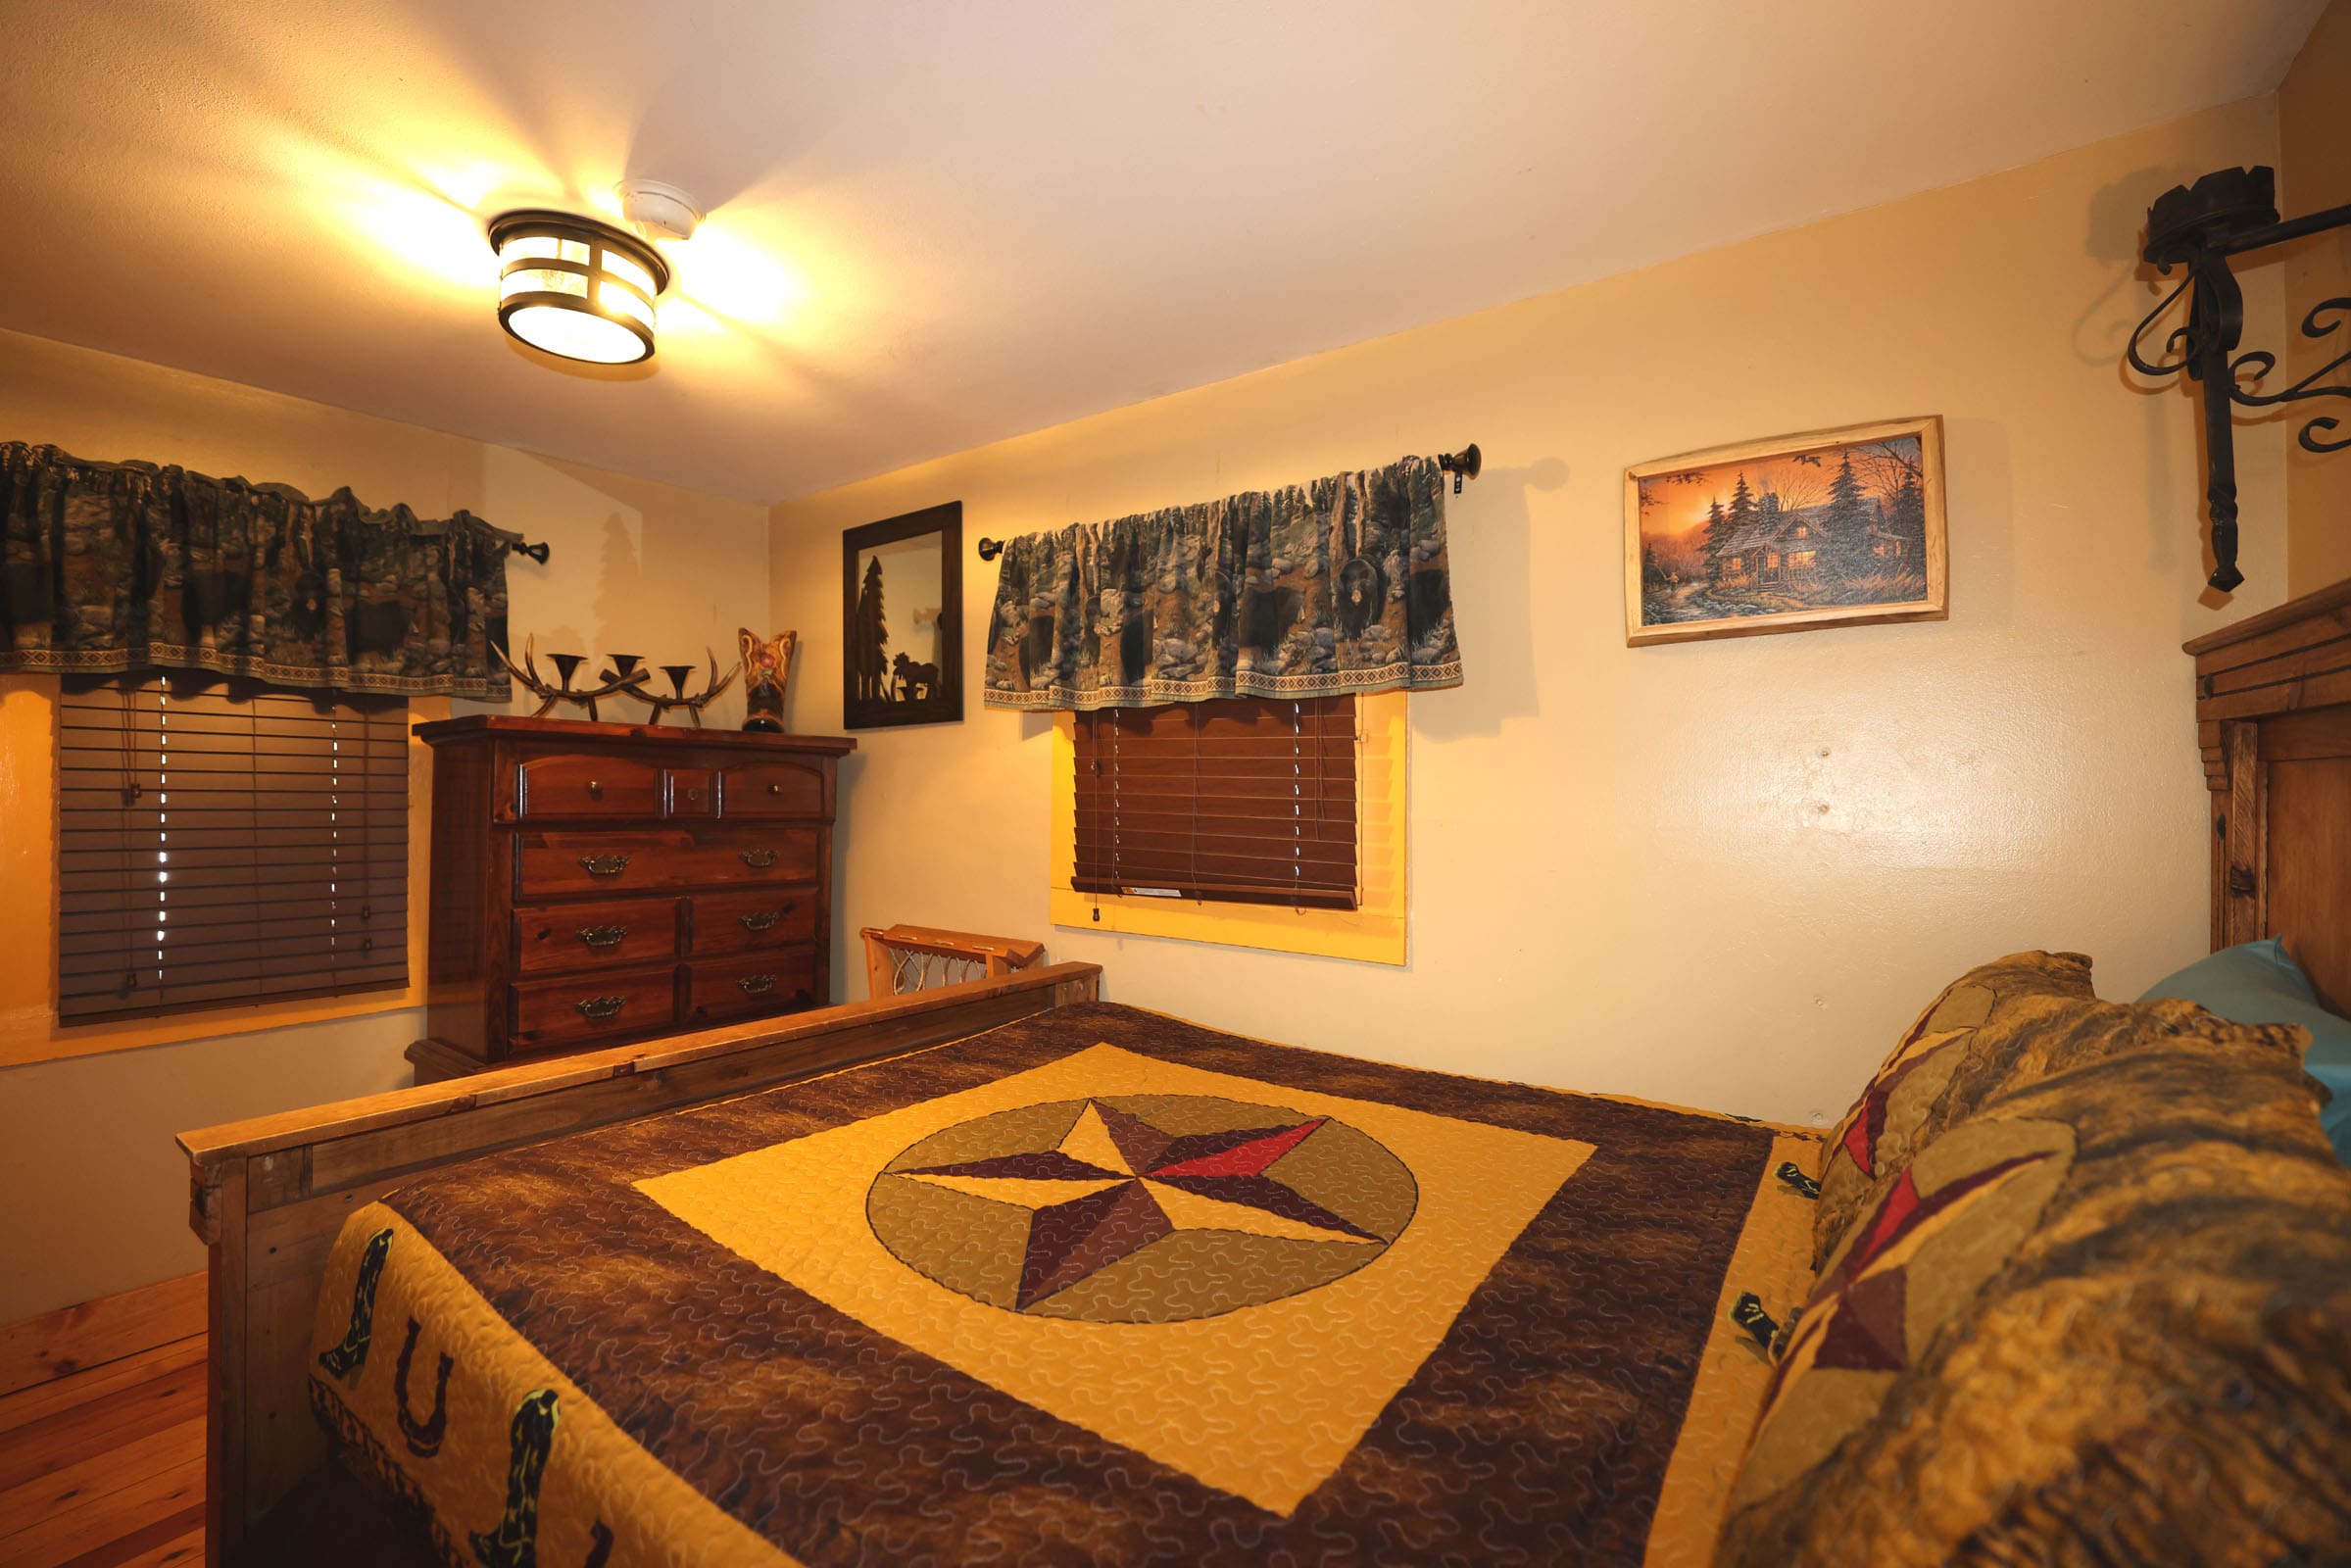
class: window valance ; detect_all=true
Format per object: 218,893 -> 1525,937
0,442 -> 514,699
983,455 -> 1462,710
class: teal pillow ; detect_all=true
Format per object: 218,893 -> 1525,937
2140,937 -> 2351,1165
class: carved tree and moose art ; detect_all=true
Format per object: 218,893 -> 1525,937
841,501 -> 963,729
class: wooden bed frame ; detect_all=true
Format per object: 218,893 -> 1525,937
161,576 -> 2349,1561
2186,575 -> 2351,1009
177,958 -> 1102,1560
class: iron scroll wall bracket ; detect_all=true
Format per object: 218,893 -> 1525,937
973,442 -> 1483,560
2125,165 -> 2351,592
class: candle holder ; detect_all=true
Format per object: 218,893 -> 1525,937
613,649 -> 740,728
492,636 -> 651,720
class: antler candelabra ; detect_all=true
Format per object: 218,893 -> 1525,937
494,636 -> 741,726
619,653 -> 740,728
495,636 -> 648,719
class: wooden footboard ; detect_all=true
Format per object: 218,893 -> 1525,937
177,960 -> 1102,1561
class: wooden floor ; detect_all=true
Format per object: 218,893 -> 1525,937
0,1329 -> 206,1567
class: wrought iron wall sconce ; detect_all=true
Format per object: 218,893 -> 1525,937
2126,166 -> 2350,591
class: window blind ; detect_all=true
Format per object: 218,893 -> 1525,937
56,679 -> 410,1022
1071,696 -> 1358,910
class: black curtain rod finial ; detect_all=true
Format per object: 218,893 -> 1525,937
1436,443 -> 1482,494
512,538 -> 551,565
976,536 -> 1004,562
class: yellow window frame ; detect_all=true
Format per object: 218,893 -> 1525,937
1050,689 -> 1407,965
0,673 -> 441,1067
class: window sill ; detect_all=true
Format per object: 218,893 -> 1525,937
0,985 -> 422,1070
1051,886 -> 1406,965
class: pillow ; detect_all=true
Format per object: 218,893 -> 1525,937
1718,986 -> 2351,1567
2140,936 -> 2351,1165
1813,952 -> 2091,1269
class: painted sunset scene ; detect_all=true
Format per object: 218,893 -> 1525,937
1636,430 -> 1931,629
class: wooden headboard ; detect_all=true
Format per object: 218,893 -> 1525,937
2186,577 -> 2351,1009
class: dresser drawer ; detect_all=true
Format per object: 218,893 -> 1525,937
717,758 -> 825,818
665,768 -> 717,819
511,962 -> 679,1049
515,754 -> 663,819
515,827 -> 821,898
513,897 -> 681,976
690,887 -> 818,956
685,946 -> 818,1026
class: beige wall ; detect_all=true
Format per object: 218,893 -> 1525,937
0,328 -> 768,1322
769,100 -> 2291,1133
2282,0 -> 2351,594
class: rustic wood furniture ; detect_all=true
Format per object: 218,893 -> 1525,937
2187,575 -> 2351,1008
179,957 -> 1103,1562
408,715 -> 854,1081
860,923 -> 1045,1000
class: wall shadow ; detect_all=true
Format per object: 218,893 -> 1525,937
1410,455 -> 1563,741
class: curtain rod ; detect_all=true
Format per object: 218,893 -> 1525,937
974,443 -> 1479,562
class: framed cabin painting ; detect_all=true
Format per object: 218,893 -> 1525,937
1624,416 -> 1947,646
843,501 -> 964,728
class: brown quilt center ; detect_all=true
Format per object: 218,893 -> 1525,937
869,1094 -> 1418,1321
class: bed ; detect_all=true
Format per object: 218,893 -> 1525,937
179,579 -> 2351,1566
300,1002 -> 1816,1566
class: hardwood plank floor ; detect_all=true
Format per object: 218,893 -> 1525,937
0,1332 -> 207,1568
0,1327 -> 437,1568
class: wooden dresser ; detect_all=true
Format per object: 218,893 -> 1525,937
409,715 -> 855,1080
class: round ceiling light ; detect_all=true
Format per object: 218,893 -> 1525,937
489,210 -> 671,366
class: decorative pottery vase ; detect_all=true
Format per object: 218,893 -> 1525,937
740,628 -> 796,733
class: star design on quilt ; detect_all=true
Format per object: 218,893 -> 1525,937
896,1100 -> 1384,1311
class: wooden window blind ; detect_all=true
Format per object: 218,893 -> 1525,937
1072,696 -> 1358,910
56,678 -> 410,1022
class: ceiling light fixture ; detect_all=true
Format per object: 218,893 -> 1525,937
489,210 -> 670,366
616,178 -> 704,242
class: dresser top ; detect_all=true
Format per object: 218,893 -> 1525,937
413,714 -> 857,755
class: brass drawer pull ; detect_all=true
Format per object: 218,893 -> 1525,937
738,973 -> 777,995
739,848 -> 779,869
738,893 -> 794,930
575,924 -> 629,949
574,995 -> 627,1021
587,780 -> 604,801
578,853 -> 631,878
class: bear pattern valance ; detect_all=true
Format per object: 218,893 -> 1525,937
0,443 -> 514,699
984,455 -> 1462,710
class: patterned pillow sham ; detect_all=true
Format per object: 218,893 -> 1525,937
1814,952 -> 2092,1267
1720,988 -> 2351,1567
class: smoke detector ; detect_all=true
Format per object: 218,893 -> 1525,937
616,179 -> 703,242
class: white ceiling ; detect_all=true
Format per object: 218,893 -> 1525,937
0,0 -> 2325,505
